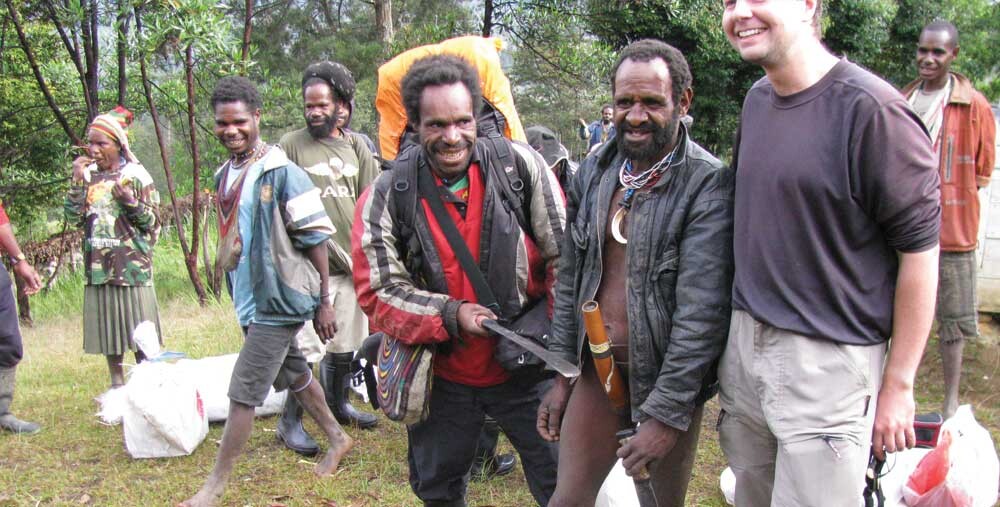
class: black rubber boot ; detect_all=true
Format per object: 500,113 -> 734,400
276,389 -> 319,456
470,416 -> 516,481
0,366 -> 40,435
321,352 -> 378,429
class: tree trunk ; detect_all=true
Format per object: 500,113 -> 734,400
42,0 -> 94,119
82,0 -> 100,119
482,0 -> 493,37
184,44 -> 209,306
4,0 -> 83,146
240,0 -> 253,68
135,8 -> 208,304
374,0 -> 393,44
200,194 -> 221,298
116,0 -> 130,105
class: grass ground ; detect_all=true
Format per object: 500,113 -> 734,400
2,244 -> 999,505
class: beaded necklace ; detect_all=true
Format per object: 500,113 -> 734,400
229,140 -> 266,171
610,144 -> 680,244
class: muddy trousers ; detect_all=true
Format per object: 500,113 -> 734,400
718,310 -> 885,507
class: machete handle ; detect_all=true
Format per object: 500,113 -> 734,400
616,428 -> 652,481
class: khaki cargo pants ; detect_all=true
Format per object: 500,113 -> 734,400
718,310 -> 885,507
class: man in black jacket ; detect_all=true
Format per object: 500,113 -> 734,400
539,39 -> 734,507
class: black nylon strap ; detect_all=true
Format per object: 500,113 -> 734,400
415,165 -> 502,316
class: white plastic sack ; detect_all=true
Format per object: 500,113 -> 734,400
720,466 -> 736,505
95,386 -> 130,425
596,459 -> 640,507
902,405 -> 999,507
122,361 -> 209,458
173,354 -> 286,422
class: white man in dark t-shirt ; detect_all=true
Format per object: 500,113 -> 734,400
720,0 -> 941,505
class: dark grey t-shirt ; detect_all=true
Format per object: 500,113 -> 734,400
732,60 -> 941,345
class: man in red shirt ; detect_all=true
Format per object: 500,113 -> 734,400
352,54 -> 565,506
0,201 -> 43,434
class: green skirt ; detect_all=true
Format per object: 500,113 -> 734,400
83,284 -> 162,356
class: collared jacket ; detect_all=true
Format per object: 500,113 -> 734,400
213,147 -> 335,326
902,72 -> 996,252
351,139 -> 566,386
549,125 -> 735,431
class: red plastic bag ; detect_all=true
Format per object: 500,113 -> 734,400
903,412 -> 976,507
906,430 -> 952,496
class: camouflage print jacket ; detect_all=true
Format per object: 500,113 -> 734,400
64,161 -> 160,286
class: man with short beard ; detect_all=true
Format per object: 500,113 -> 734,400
540,39 -> 734,507
278,62 -> 381,454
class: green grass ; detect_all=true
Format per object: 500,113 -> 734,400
3,254 -> 999,505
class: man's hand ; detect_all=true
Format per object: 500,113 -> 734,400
456,303 -> 496,337
618,418 -> 679,477
537,375 -> 573,442
313,303 -> 337,343
578,118 -> 588,129
112,180 -> 138,206
71,156 -> 93,183
13,262 -> 42,296
871,380 -> 916,461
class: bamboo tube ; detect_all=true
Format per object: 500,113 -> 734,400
582,300 -> 627,412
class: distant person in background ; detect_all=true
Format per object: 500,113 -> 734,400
526,125 -> 577,189
578,105 -> 616,152
278,61 -> 380,460
901,19 -> 996,420
65,106 -> 162,390
0,200 -> 43,434
336,99 -> 380,158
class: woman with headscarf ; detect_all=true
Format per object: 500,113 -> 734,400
65,106 -> 161,389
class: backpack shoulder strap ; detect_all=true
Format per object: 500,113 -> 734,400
388,148 -> 420,244
482,137 -> 534,240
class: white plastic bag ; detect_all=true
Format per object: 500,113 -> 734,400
720,466 -> 736,505
173,354 -> 286,422
596,459 -> 640,507
902,405 -> 999,507
122,361 -> 209,458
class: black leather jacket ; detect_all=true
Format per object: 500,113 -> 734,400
549,125 -> 735,431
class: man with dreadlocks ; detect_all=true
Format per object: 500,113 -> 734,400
275,61 -> 381,456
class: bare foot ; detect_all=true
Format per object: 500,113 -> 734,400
315,433 -> 354,476
177,487 -> 222,507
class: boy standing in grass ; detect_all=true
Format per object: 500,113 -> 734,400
179,76 -> 353,507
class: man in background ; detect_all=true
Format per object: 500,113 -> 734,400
901,19 -> 996,420
578,105 -> 615,152
279,62 -> 381,455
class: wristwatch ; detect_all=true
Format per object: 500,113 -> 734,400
9,253 -> 25,265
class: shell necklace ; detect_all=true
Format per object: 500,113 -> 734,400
610,145 -> 679,244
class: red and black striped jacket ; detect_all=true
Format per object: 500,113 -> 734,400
351,140 -> 566,387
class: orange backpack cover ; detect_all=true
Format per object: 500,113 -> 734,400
376,35 -> 527,160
